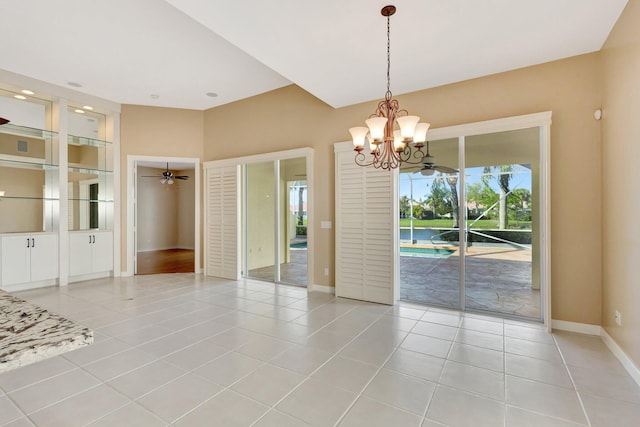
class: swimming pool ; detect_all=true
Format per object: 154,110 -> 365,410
400,246 -> 456,258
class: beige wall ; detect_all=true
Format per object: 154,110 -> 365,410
202,54 -> 603,325
0,133 -> 46,160
120,105 -> 203,269
601,0 -> 640,366
0,168 -> 45,233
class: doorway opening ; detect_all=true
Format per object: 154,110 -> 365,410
126,156 -> 201,276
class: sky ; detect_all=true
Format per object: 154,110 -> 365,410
399,164 -> 532,202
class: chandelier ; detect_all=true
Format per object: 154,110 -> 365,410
349,5 -> 429,171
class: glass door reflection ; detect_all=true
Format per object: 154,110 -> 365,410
244,157 -> 308,287
245,161 -> 276,282
399,138 -> 460,308
279,157 -> 307,286
464,128 -> 541,319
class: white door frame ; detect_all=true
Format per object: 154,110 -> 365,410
125,155 -> 201,276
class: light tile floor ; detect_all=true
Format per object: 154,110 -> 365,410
0,274 -> 639,426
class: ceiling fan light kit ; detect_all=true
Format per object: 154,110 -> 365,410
141,163 -> 190,185
349,5 -> 431,171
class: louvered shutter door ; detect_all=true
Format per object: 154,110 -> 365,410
206,165 -> 240,280
335,148 -> 396,305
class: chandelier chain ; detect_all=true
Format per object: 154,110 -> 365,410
386,13 -> 392,101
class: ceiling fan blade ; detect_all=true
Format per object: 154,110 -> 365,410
434,165 -> 459,174
175,176 -> 189,180
401,164 -> 423,173
141,175 -> 162,178
0,117 -> 9,125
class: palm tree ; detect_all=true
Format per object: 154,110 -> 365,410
483,165 -> 512,229
297,184 -> 305,226
445,175 -> 459,228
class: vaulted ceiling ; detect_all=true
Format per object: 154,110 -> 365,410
0,0 -> 628,110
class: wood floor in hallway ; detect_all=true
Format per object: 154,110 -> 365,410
136,249 -> 194,274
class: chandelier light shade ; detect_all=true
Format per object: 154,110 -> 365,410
350,5 -> 430,170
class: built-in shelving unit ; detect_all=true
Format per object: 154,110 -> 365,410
0,82 -> 120,290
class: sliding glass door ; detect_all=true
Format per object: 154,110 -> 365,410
399,138 -> 460,308
245,161 -> 276,282
244,157 -> 308,287
464,129 -> 540,318
399,125 -> 544,321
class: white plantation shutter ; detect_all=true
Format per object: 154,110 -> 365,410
334,144 -> 397,304
205,165 -> 240,280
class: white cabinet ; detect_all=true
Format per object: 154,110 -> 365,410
0,233 -> 58,289
69,231 -> 113,278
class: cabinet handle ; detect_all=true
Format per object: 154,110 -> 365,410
92,235 -> 96,244
89,235 -> 92,244
27,238 -> 30,248
32,238 -> 35,248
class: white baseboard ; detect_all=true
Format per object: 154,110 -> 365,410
552,320 -> 640,387
311,284 -> 335,294
551,319 -> 602,335
601,328 -> 640,386
68,271 -> 111,283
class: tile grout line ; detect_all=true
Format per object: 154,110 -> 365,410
249,305 -> 393,427
552,334 -> 592,427
419,313 -> 464,426
172,300 -> 369,425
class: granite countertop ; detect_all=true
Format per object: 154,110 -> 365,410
0,290 -> 93,373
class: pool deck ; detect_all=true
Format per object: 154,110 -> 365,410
248,243 -> 539,319
399,244 -> 539,318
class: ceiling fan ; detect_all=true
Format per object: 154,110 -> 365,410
403,141 -> 458,176
142,163 -> 189,184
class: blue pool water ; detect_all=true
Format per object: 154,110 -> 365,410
400,247 -> 456,258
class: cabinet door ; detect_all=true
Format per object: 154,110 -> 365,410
91,231 -> 113,273
69,233 -> 92,276
30,234 -> 59,282
1,235 -> 31,286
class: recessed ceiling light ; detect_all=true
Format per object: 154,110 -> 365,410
21,90 -> 35,95
14,95 -> 27,100
150,94 -> 159,99
67,82 -> 82,88
83,105 -> 93,110
206,92 -> 218,98
74,109 -> 85,114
